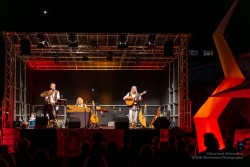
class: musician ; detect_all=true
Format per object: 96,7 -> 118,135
75,97 -> 84,107
123,85 -> 142,127
44,82 -> 60,127
75,97 -> 90,128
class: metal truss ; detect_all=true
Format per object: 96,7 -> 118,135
178,34 -> 191,132
1,32 -> 191,130
2,32 -> 15,128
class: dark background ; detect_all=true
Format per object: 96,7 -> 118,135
28,70 -> 165,106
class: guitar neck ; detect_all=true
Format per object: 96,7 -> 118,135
143,104 -> 147,115
92,101 -> 96,112
138,91 -> 146,97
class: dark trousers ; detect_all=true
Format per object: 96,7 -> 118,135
43,104 -> 56,120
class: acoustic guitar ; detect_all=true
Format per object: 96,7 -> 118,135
125,91 -> 147,107
90,100 -> 99,124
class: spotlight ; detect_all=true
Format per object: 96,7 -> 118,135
106,52 -> 113,61
106,55 -> 113,61
37,33 -> 49,48
117,33 -> 128,49
164,41 -> 174,56
145,34 -> 156,49
91,40 -> 98,48
20,39 -> 31,55
135,55 -> 140,64
67,33 -> 78,47
82,56 -> 89,61
54,53 -> 59,63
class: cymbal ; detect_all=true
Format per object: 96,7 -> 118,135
40,90 -> 53,97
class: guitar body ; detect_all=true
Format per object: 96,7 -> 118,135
125,96 -> 134,107
90,112 -> 99,124
125,91 -> 147,107
90,100 -> 99,124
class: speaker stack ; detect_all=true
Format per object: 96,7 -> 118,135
153,117 -> 170,129
114,117 -> 129,129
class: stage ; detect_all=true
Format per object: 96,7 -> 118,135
18,127 -> 169,157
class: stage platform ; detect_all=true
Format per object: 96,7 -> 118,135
18,127 -> 169,157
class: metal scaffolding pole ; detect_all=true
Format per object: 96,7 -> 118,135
2,32 -> 15,128
178,34 -> 191,132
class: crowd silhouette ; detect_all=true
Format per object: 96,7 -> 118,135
0,130 -> 249,167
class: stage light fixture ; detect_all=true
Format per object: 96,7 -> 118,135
145,34 -> 156,49
82,55 -> 89,61
37,33 -> 49,48
20,39 -> 31,55
106,52 -> 113,61
117,33 -> 128,49
54,53 -> 59,63
164,41 -> 174,56
91,40 -> 98,48
67,32 -> 78,47
135,55 -> 140,64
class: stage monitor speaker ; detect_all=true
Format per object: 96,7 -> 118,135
35,117 -> 48,126
67,117 -> 81,128
164,41 -> 174,56
153,117 -> 170,129
114,117 -> 129,129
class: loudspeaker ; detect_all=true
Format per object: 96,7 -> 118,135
35,117 -> 48,126
114,117 -> 129,129
67,117 -> 81,128
164,41 -> 174,56
153,117 -> 170,129
20,39 -> 31,55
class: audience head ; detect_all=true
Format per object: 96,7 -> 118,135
15,138 -> 31,152
203,132 -> 220,150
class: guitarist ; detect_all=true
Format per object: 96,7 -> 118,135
123,85 -> 144,128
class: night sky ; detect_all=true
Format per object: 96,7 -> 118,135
0,0 -> 249,52
0,0 -> 250,100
